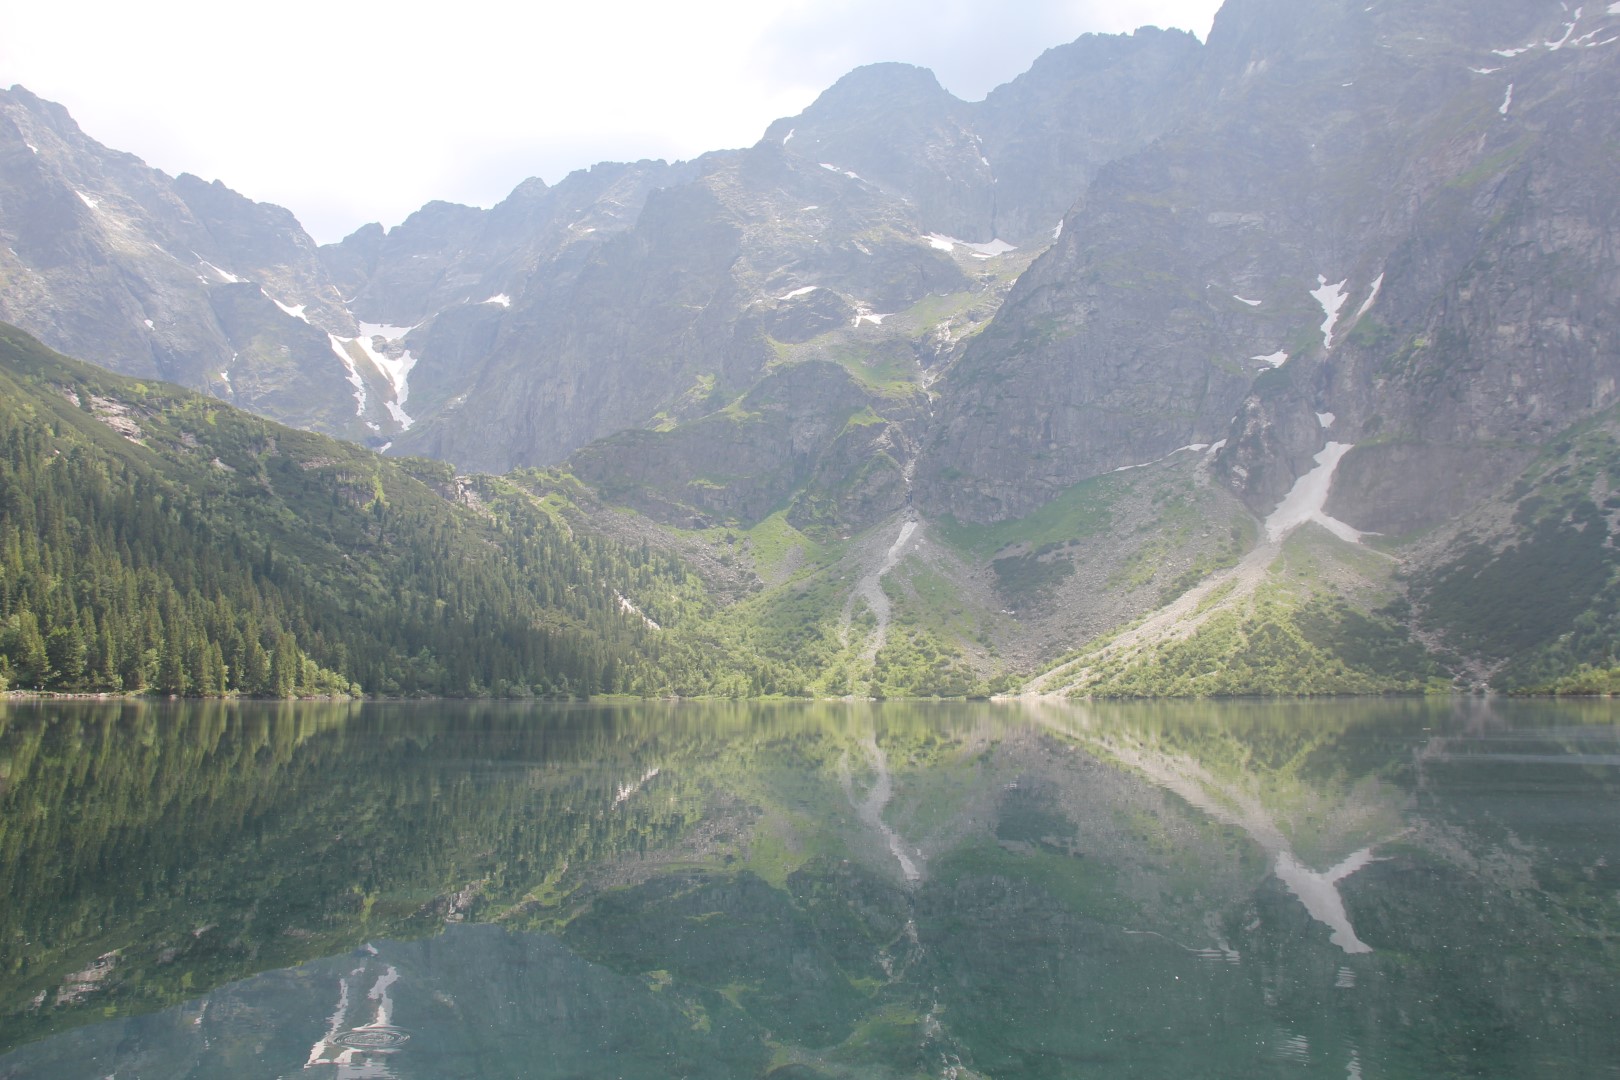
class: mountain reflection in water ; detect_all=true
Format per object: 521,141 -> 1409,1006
1,697 -> 1617,1078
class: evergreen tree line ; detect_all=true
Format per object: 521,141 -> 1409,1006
0,325 -> 768,698
0,428 -> 353,696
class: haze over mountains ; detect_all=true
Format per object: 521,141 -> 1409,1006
3,0 -> 1620,696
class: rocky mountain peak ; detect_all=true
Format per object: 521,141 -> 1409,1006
798,61 -> 954,113
917,0 -> 1620,527
8,0 -> 1617,546
3,83 -> 88,145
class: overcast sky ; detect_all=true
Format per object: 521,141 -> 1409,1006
2,0 -> 1221,244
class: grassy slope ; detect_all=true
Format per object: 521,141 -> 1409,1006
1029,526 -> 1444,698
11,302 -> 1614,700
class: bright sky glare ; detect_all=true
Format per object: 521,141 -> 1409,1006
2,0 -> 1220,244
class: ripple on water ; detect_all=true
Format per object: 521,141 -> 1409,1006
333,1026 -> 411,1050
1276,1033 -> 1311,1065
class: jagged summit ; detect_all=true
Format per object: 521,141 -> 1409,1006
790,61 -> 955,112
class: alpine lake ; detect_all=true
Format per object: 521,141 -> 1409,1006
1,697 -> 1617,1079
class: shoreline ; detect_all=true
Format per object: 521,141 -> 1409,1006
6,689 -> 1615,705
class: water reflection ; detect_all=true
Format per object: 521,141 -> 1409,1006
0,697 -> 1617,1077
1028,702 -> 1401,954
841,736 -> 921,882
304,952 -> 409,1075
1272,849 -> 1378,954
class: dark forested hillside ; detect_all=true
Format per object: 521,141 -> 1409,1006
0,324 -> 762,697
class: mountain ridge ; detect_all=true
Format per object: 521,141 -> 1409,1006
5,0 -> 1620,697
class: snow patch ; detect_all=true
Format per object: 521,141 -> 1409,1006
143,319 -> 154,330
1317,412 -> 1336,429
1354,273 -> 1383,322
819,163 -> 862,181
481,294 -> 511,307
1113,445 -> 1212,473
264,290 -> 308,322
1469,66 -> 1502,74
1492,45 -> 1536,57
197,257 -> 242,284
1265,442 -> 1363,543
1500,83 -> 1515,116
328,336 -> 369,417
342,332 -> 418,429
855,311 -> 893,326
924,234 -> 1016,258
1253,350 -> 1290,368
1053,218 -> 1064,240
967,238 -> 1016,257
1310,276 -> 1350,349
1233,295 -> 1263,307
26,143 -> 38,154
358,320 -> 417,342
1611,2 -> 1620,13
75,191 -> 99,209
783,128 -> 795,145
777,285 -> 819,300
1547,13 -> 1581,50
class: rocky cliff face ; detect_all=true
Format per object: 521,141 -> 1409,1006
375,31 -> 1202,477
916,0 -> 1620,531
9,5 -> 1614,536
0,26 -> 1206,488
0,87 -> 393,439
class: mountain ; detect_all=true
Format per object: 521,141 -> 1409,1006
0,323 -> 784,698
2,29 -> 1200,476
0,88 -> 387,438
375,31 -> 1201,476
913,0 -> 1620,693
919,0 -> 1620,527
5,0 -> 1620,696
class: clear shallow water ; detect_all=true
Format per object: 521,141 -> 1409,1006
1,697 -> 1617,1078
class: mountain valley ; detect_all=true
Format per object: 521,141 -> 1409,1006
4,0 -> 1620,697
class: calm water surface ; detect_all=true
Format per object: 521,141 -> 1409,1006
1,698 -> 1617,1078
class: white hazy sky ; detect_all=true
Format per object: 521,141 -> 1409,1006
2,0 -> 1221,244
